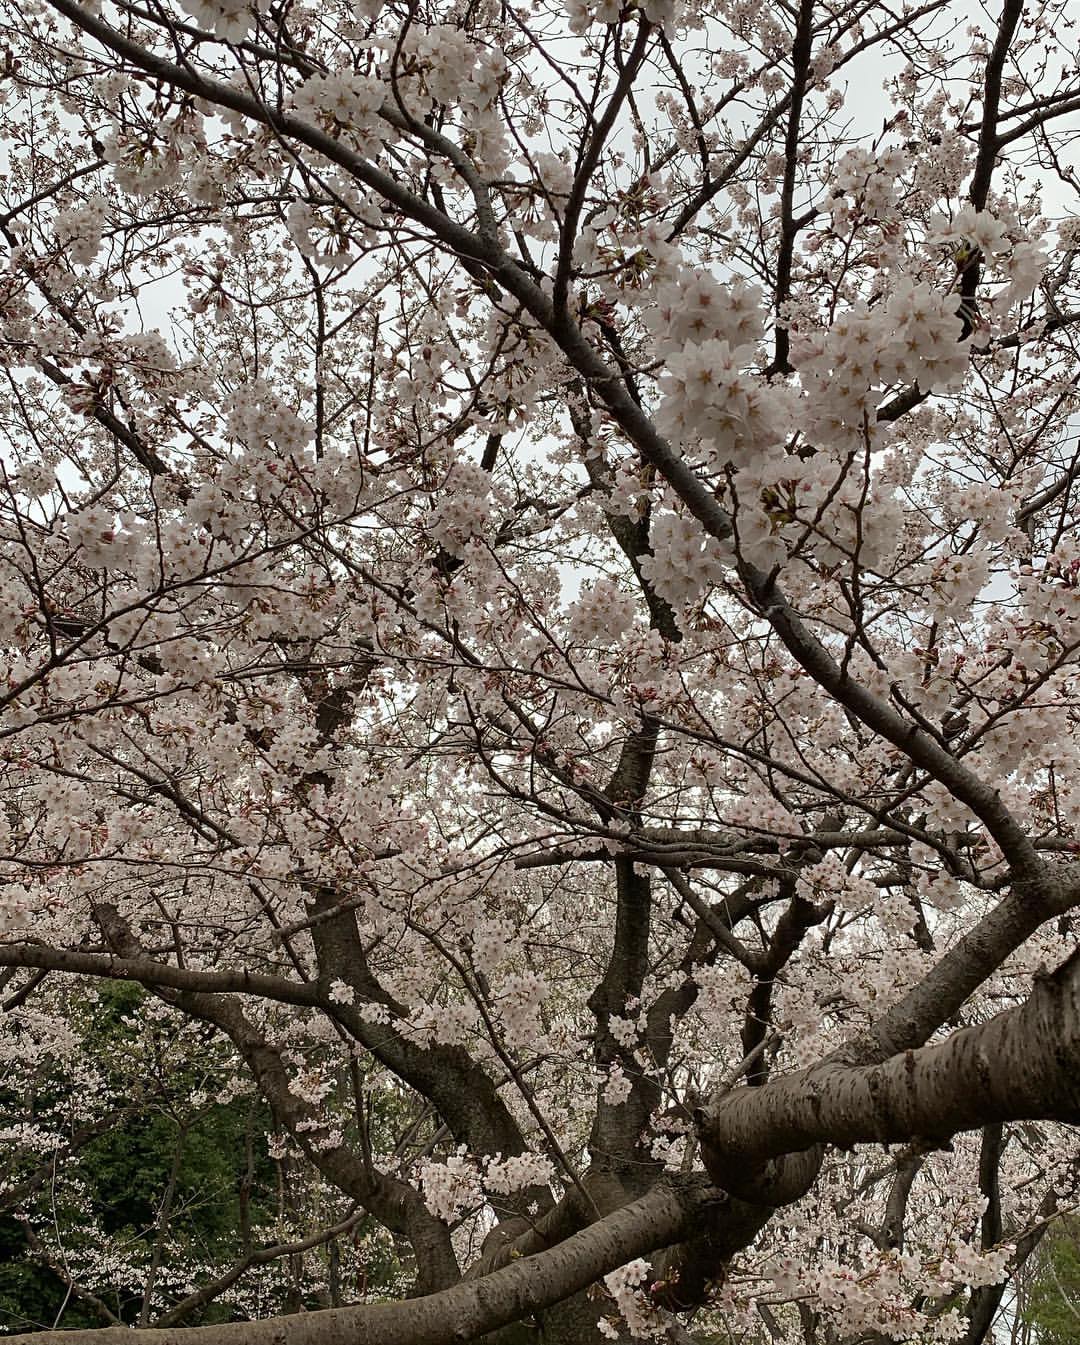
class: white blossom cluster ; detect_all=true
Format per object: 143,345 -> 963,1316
796,853 -> 879,913
495,970 -> 548,1049
566,0 -> 678,35
63,504 -> 118,570
567,578 -> 637,644
471,915 -> 515,969
935,1240 -> 1013,1289
0,881 -> 32,931
224,380 -> 312,455
53,194 -> 107,266
180,0 -> 256,41
607,1013 -> 639,1049
482,1151 -> 555,1195
412,26 -> 508,116
724,791 -> 803,840
12,458 -> 56,498
929,205 -> 1046,310
796,280 -> 969,446
419,1150 -> 483,1223
405,1000 -> 480,1048
645,271 -> 765,357
601,1062 -> 633,1106
99,132 -> 182,198
427,460 -> 495,558
599,1257 -> 668,1340
690,960 -> 754,1033
654,335 -> 790,472
638,510 -> 730,612
763,1237 -> 1012,1342
421,1149 -> 556,1224
828,145 -> 911,228
290,71 -> 386,156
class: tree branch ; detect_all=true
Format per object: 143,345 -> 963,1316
700,949 -> 1080,1189
6,1178 -> 712,1345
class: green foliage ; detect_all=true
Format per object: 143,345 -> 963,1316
0,981 -> 412,1332
0,1217 -> 100,1336
81,1103 -> 268,1245
1025,1219 -> 1080,1345
0,982 -> 277,1331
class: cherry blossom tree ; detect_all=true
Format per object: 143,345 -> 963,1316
3,0 -> 1080,1338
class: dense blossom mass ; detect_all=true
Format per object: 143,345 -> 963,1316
1,0 -> 1080,1341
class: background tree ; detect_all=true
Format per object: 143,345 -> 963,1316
0,980 -> 407,1332
1022,1221 -> 1080,1345
1023,1217 -> 1080,1345
2,0 -> 1080,1340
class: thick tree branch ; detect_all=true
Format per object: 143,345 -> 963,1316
7,1178 -> 712,1345
700,949 -> 1080,1188
0,943 -> 323,1007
